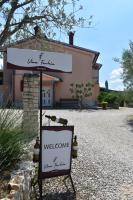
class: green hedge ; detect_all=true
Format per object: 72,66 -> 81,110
98,91 -> 124,107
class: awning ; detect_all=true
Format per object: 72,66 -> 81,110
42,73 -> 62,82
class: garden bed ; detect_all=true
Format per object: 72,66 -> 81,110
0,152 -> 35,200
0,177 -> 9,199
0,108 -> 37,199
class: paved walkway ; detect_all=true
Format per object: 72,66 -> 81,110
42,108 -> 133,200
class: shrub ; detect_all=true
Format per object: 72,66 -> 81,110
98,91 -> 108,103
0,108 -> 25,173
124,89 -> 133,107
0,129 -> 24,173
69,81 -> 93,108
104,93 -> 120,105
101,101 -> 108,109
98,91 -> 124,108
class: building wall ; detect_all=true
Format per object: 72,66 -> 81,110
3,37 -> 100,107
40,41 -> 96,105
91,68 -> 100,104
3,52 -> 13,102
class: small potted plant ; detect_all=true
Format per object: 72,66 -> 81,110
101,101 -> 108,110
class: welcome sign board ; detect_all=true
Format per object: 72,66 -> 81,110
7,48 -> 72,72
40,126 -> 74,178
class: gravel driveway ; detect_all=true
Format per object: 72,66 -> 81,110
40,107 -> 133,200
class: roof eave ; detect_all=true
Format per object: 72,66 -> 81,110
93,62 -> 102,70
0,35 -> 100,57
92,52 -> 100,66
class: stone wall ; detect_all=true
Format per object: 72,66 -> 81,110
0,161 -> 35,200
22,73 -> 39,135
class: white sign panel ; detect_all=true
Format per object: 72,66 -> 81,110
7,48 -> 72,72
42,128 -> 72,173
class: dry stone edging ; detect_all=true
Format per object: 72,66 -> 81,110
0,161 -> 35,200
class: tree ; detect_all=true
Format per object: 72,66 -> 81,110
114,41 -> 133,106
124,89 -> 133,107
105,80 -> 108,91
114,40 -> 133,90
0,0 -> 93,47
69,81 -> 93,108
121,41 -> 133,90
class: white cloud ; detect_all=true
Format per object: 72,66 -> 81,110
108,67 -> 124,91
109,78 -> 122,84
109,84 -> 124,91
110,68 -> 122,79
99,81 -> 105,87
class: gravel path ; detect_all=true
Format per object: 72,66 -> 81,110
38,107 -> 133,200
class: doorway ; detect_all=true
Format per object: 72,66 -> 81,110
42,87 -> 53,107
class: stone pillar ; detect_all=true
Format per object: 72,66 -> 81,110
22,74 -> 39,136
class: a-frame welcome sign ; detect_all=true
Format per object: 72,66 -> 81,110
7,48 -> 73,199
41,126 -> 74,178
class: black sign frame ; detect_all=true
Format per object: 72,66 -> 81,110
38,126 -> 76,198
39,126 -> 74,179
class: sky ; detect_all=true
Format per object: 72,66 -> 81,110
67,0 -> 133,91
1,0 -> 133,91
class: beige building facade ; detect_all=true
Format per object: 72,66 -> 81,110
1,31 -> 101,108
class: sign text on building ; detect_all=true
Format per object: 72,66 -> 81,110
7,48 -> 72,72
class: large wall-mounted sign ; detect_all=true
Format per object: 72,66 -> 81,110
40,126 -> 74,178
7,48 -> 72,72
